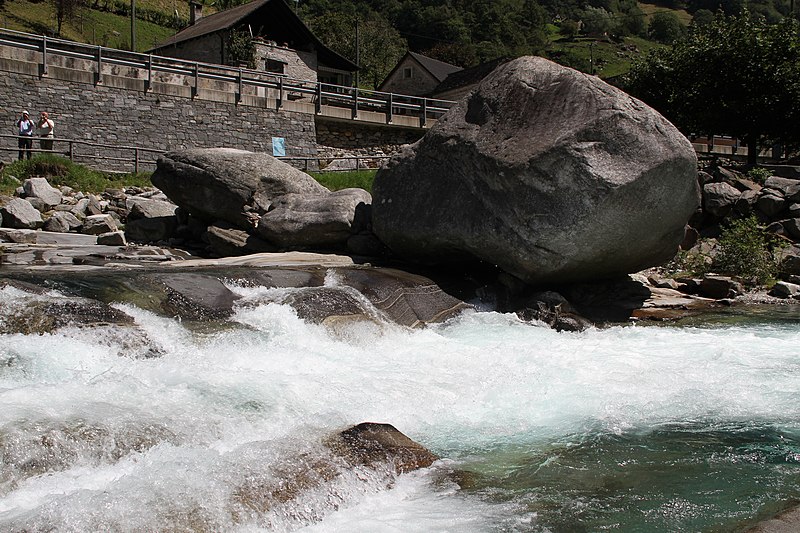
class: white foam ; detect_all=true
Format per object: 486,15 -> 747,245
1,296 -> 798,530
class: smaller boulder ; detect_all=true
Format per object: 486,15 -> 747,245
23,177 -> 62,208
81,214 -> 118,235
0,197 -> 44,229
97,231 -> 127,246
43,211 -> 82,233
756,193 -> 787,218
124,198 -> 179,243
763,176 -> 800,201
779,245 -> 800,276
256,188 -> 372,249
699,275 -> 744,299
769,281 -> 800,299
327,422 -> 438,474
703,182 -> 741,217
205,222 -> 276,256
784,218 -> 800,241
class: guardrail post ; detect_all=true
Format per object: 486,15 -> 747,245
95,45 -> 103,85
41,35 -> 48,77
134,148 -> 139,173
145,54 -> 152,92
352,87 -> 358,119
277,76 -> 283,109
315,83 -> 321,114
386,93 -> 393,124
68,140 -> 74,162
192,62 -> 199,99
420,98 -> 427,128
236,68 -> 242,104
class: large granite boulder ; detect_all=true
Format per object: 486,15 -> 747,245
372,56 -> 700,285
151,148 -> 328,230
151,148 -> 370,251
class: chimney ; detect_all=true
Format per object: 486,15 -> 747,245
189,0 -> 203,25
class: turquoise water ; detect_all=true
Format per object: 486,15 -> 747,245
0,281 -> 798,531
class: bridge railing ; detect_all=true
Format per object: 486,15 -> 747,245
0,29 -> 454,127
0,133 -> 163,173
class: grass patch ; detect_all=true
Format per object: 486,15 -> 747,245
0,0 -> 176,52
638,2 -> 693,25
1,155 -> 151,195
310,170 -> 376,193
545,36 -> 665,79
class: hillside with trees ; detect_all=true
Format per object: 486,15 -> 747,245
0,0 -> 795,87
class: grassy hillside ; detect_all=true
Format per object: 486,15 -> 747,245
546,35 -> 665,79
0,0 -> 192,52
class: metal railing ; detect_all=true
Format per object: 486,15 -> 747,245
0,134 -> 163,172
0,29 -> 455,127
1,133 -> 395,174
280,155 -> 391,172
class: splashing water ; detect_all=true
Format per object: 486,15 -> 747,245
0,283 -> 798,532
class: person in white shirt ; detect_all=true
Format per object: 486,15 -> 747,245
15,110 -> 34,160
36,111 -> 55,152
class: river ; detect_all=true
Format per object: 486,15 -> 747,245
1,280 -> 798,532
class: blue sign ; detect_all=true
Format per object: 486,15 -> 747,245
272,137 -> 286,157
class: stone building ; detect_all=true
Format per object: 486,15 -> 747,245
149,0 -> 357,87
378,52 -> 508,101
377,51 -> 462,97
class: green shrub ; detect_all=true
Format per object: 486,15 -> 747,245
0,155 -> 152,195
746,166 -> 772,183
663,247 -> 711,278
712,215 -> 784,285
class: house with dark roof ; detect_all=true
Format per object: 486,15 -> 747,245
428,57 -> 509,101
377,51 -> 463,97
150,0 -> 357,87
378,51 -> 509,101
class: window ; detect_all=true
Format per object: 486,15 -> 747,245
264,58 -> 286,74
403,67 -> 412,79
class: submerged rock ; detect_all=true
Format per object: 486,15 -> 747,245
372,56 -> 699,285
327,422 -> 439,474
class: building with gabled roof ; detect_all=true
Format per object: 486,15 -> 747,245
150,0 -> 357,87
428,57 -> 509,101
378,51 -> 463,97
378,51 -> 509,102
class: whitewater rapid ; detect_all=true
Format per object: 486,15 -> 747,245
1,283 -> 798,531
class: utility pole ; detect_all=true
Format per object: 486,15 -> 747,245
354,16 -> 360,89
131,0 -> 136,51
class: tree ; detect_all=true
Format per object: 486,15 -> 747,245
580,6 -> 614,35
303,9 -> 407,89
626,13 -> 800,164
648,11 -> 687,43
690,9 -> 715,29
51,0 -> 84,36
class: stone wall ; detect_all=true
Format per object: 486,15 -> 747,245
0,39 -> 435,173
254,41 -> 317,82
316,119 -> 423,153
0,57 -> 317,172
